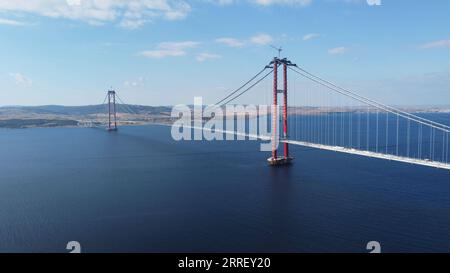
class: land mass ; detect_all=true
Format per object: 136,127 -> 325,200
0,104 -> 448,129
0,104 -> 173,129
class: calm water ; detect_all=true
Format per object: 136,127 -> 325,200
0,117 -> 449,253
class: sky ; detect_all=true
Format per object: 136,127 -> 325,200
0,0 -> 449,107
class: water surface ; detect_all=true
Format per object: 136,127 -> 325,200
0,122 -> 449,253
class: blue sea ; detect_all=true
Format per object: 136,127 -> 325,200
0,114 -> 449,253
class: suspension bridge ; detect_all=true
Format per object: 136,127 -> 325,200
95,56 -> 450,170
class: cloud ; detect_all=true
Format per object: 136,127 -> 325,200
250,33 -> 273,45
366,0 -> 381,6
124,77 -> 144,87
139,41 -> 199,58
66,0 -> 82,6
302,33 -> 320,41
419,39 -> 450,49
209,0 -> 312,6
215,37 -> 245,48
119,19 -> 147,29
141,34 -> 276,60
328,46 -> 348,55
0,0 -> 191,29
211,0 -> 235,5
215,33 -> 279,48
0,17 -> 27,26
196,53 -> 221,62
140,49 -> 184,58
9,73 -> 32,87
211,0 -> 377,7
250,0 -> 312,6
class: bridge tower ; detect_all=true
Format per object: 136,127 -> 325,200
268,57 -> 295,166
107,90 -> 118,131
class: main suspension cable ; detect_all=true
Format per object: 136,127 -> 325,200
214,66 -> 269,106
288,66 -> 450,133
220,69 -> 274,106
291,65 -> 450,131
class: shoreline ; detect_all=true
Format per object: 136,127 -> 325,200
1,110 -> 449,129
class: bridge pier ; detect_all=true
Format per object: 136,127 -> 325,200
268,57 -> 294,166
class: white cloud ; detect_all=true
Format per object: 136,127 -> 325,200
209,0 -> 311,5
0,0 -> 191,29
119,19 -> 147,29
140,49 -> 184,58
366,0 -> 381,6
139,41 -> 200,58
250,0 -> 312,6
0,17 -> 27,26
302,33 -> 320,41
250,33 -> 273,45
212,0 -> 235,5
216,34 -> 279,48
9,73 -> 33,87
328,46 -> 348,55
215,37 -> 245,48
419,39 -> 450,49
213,0 -> 377,7
196,53 -> 221,62
124,76 -> 144,87
66,0 -> 82,6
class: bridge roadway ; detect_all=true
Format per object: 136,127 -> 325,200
186,125 -> 450,170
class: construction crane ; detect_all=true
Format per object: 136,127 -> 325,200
270,45 -> 282,58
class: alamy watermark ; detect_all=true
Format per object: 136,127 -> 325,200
66,241 -> 81,253
170,97 -> 281,152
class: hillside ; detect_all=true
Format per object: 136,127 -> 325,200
0,104 -> 172,116
0,104 -> 173,128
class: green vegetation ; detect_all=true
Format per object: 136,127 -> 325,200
0,119 -> 78,129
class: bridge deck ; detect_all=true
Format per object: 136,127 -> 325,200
283,139 -> 450,170
189,126 -> 450,170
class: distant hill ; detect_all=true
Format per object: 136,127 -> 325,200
0,119 -> 78,129
0,104 -> 175,128
0,104 -> 172,116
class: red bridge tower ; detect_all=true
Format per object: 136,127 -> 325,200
268,57 -> 295,166
107,90 -> 118,131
